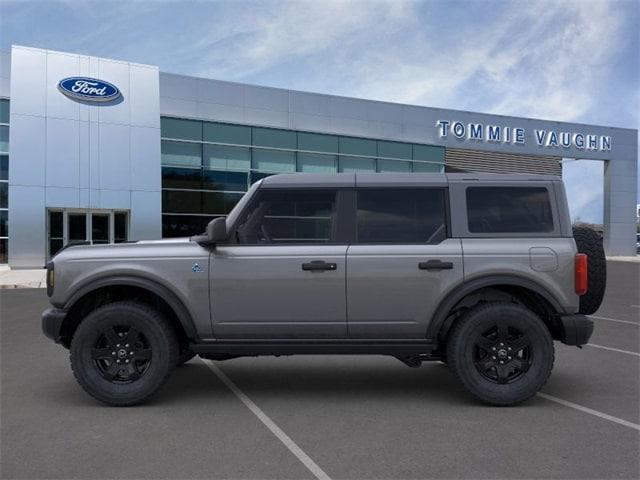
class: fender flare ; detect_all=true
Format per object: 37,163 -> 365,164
426,274 -> 565,341
63,274 -> 198,339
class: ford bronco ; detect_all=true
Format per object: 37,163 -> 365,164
42,173 -> 605,406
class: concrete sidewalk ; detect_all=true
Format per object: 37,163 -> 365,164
0,267 -> 46,289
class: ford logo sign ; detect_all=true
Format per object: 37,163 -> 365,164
57,77 -> 121,102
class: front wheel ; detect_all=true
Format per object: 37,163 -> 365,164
446,302 -> 554,406
70,301 -> 179,406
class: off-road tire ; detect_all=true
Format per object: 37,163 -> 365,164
572,226 -> 606,315
70,301 -> 178,406
447,302 -> 554,406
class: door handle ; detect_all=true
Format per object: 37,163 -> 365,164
302,260 -> 337,272
419,260 -> 454,271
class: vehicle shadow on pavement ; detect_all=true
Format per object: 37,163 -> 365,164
169,359 -> 493,408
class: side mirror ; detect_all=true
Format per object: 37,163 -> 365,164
207,217 -> 227,243
192,217 -> 227,246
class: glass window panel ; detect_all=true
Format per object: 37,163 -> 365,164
466,187 -> 554,233
0,99 -> 9,124
377,159 -> 411,172
252,148 -> 295,172
0,155 -> 7,180
378,140 -> 411,160
357,189 -> 447,243
161,140 -> 201,167
161,117 -> 202,141
252,127 -> 296,149
91,214 -> 109,244
162,190 -> 202,214
162,167 -> 202,189
412,162 -> 443,173
297,153 -> 337,173
48,211 -> 63,238
203,122 -> 251,145
0,126 -> 8,153
413,144 -> 445,163
338,156 -> 376,172
235,190 -> 337,244
0,238 -> 8,263
68,214 -> 87,242
202,191 -> 243,214
162,214 -> 213,238
297,132 -> 338,153
114,212 -> 128,243
0,210 -> 7,237
339,137 -> 377,157
49,239 -> 62,259
202,170 -> 247,192
203,144 -> 250,170
250,171 -> 273,184
0,182 -> 7,208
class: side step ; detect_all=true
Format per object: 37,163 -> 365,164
191,339 -> 438,357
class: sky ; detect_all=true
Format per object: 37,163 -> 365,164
1,0 -> 638,223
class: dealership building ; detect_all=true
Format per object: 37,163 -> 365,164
0,45 -> 637,267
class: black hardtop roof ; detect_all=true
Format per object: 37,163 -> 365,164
259,172 -> 561,188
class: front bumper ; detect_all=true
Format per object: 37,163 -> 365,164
558,314 -> 594,346
41,308 -> 67,344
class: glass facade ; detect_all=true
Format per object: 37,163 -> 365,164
0,99 -> 8,263
160,117 -> 445,238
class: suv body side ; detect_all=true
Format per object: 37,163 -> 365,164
206,172 -> 578,341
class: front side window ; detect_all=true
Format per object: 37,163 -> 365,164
234,189 -> 337,245
466,187 -> 554,233
356,188 -> 447,243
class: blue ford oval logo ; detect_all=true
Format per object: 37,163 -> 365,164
58,77 -> 121,102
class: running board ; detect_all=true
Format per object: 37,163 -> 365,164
190,339 -> 438,357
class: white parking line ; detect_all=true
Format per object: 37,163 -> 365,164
537,392 -> 640,431
586,343 -> 640,356
201,359 -> 331,480
590,315 -> 639,326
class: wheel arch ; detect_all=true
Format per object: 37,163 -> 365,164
59,275 -> 197,348
427,275 -> 565,344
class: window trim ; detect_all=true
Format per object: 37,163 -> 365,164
352,187 -> 450,245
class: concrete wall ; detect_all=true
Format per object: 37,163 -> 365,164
8,46 -> 161,267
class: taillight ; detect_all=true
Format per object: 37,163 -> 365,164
575,253 -> 588,296
46,261 -> 54,297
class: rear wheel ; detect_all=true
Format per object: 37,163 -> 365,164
447,302 -> 554,406
70,301 -> 178,406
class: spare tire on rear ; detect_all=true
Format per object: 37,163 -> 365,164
572,226 -> 606,315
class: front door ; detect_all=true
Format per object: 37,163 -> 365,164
346,188 -> 464,338
210,188 -> 348,338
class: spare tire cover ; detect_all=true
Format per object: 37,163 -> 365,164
572,226 -> 607,315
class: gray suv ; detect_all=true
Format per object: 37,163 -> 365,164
42,173 -> 605,406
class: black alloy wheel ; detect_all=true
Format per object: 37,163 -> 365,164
472,323 -> 532,384
91,325 -> 152,383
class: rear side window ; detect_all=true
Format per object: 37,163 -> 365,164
356,188 -> 447,243
235,189 -> 337,244
466,187 -> 554,233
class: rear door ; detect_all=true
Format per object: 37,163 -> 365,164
346,187 -> 463,338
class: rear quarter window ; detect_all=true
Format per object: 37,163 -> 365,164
466,186 -> 554,234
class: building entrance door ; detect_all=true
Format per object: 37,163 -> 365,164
47,209 -> 129,259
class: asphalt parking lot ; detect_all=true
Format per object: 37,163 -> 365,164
1,260 -> 638,479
